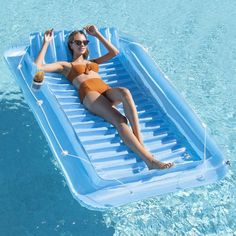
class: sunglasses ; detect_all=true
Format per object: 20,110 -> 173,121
72,40 -> 90,46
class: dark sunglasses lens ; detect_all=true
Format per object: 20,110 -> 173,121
74,40 -> 89,46
83,40 -> 89,45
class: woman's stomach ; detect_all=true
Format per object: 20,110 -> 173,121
72,71 -> 101,89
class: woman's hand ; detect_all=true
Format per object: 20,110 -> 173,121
44,28 -> 54,43
83,25 -> 99,37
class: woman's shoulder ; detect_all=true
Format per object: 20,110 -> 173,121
59,61 -> 72,67
57,61 -> 72,76
88,59 -> 98,64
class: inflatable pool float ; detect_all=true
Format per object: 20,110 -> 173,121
4,27 -> 227,210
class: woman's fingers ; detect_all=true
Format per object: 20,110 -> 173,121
45,28 -> 54,36
44,28 -> 54,42
84,24 -> 96,34
84,25 -> 91,33
49,28 -> 53,36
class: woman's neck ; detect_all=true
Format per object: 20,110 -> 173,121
72,54 -> 84,62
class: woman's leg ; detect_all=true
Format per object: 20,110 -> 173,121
83,91 -> 173,169
104,87 -> 144,147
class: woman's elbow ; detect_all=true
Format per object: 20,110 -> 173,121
115,50 -> 120,55
112,50 -> 120,56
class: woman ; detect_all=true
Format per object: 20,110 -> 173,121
35,24 -> 174,170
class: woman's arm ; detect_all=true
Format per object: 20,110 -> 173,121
34,29 -> 68,73
84,25 -> 119,64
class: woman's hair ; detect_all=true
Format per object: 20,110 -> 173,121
67,30 -> 89,59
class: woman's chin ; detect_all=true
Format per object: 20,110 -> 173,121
80,50 -> 86,54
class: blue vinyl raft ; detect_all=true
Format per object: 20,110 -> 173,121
4,27 -> 227,210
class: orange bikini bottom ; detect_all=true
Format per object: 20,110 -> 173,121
78,78 -> 111,104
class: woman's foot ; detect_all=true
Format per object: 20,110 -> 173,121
147,158 -> 174,170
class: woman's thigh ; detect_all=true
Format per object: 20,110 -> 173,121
83,91 -> 127,126
103,87 -> 126,107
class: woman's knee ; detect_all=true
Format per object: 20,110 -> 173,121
118,87 -> 132,101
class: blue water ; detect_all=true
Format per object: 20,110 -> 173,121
1,0 -> 236,235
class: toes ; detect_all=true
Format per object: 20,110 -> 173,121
163,162 -> 174,169
148,158 -> 174,170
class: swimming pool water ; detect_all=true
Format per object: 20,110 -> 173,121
1,0 -> 236,235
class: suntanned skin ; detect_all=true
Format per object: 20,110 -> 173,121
35,25 -> 174,170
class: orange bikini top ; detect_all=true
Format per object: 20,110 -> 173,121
67,61 -> 99,82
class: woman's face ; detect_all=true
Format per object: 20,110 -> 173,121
70,33 -> 88,56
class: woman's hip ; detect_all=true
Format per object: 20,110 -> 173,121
78,78 -> 111,103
